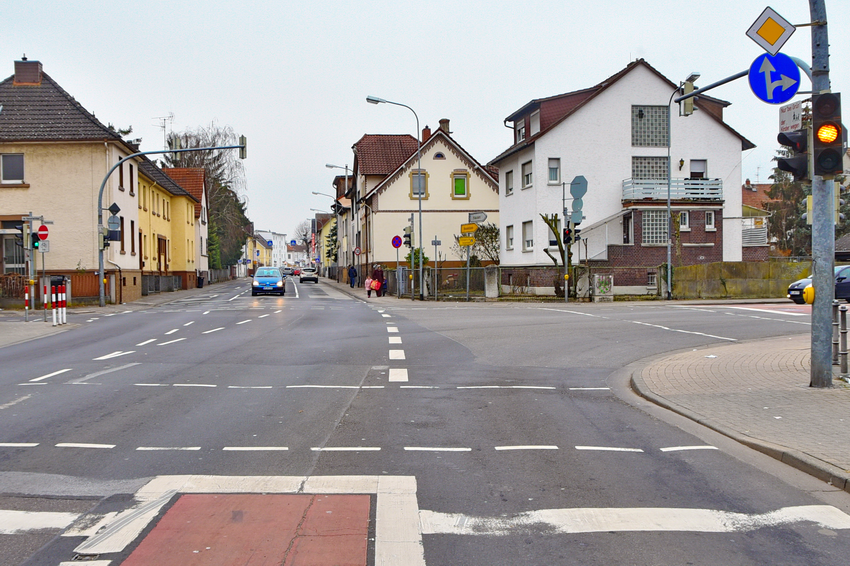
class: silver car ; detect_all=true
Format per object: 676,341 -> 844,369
299,267 -> 318,283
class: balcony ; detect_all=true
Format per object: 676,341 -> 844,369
622,178 -> 723,201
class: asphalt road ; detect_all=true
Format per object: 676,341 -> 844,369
1,280 -> 849,565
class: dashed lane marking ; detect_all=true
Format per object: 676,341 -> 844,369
311,446 -> 382,452
69,363 -> 140,385
30,368 -> 72,382
93,351 -> 135,360
56,443 -> 115,449
575,446 -> 644,453
404,447 -> 472,452
136,446 -> 201,451
223,446 -> 289,451
387,326 -> 399,333
164,329 -> 179,335
389,368 -> 408,382
495,445 -> 558,451
389,337 -> 402,344
136,339 -> 157,346
202,327 -> 225,334
157,338 -> 187,345
660,445 -> 718,452
0,395 -> 31,410
389,349 -> 406,360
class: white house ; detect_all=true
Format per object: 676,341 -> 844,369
489,59 -> 754,294
256,230 -> 288,267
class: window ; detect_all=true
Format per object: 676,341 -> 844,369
548,158 -> 560,184
452,170 -> 469,199
505,170 -> 514,196
623,213 -> 633,244
118,158 -> 124,190
632,156 -> 668,180
1,154 -> 24,184
631,105 -> 668,147
530,111 -> 541,136
506,225 -> 514,250
642,210 -> 668,245
522,221 -> 533,251
410,169 -> 428,199
433,152 -> 445,160
131,220 -> 135,254
679,211 -> 690,230
120,216 -> 125,253
515,119 -> 526,143
705,210 -> 716,230
129,164 -> 135,195
690,159 -> 707,180
522,161 -> 533,189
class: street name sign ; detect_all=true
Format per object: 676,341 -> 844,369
468,212 -> 487,223
748,52 -> 800,105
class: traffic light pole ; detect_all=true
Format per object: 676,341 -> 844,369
808,0 -> 833,388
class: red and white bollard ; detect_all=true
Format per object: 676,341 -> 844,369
51,285 -> 57,327
24,284 -> 29,322
60,283 -> 67,325
43,283 -> 48,322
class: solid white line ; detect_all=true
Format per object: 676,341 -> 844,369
389,349 -> 406,360
164,329 -> 179,335
628,320 -> 737,342
0,509 -> 80,534
0,395 -> 31,410
228,385 -> 273,389
660,445 -> 718,452
222,446 -> 288,451
236,320 -> 252,325
30,368 -> 72,382
136,446 -> 201,451
135,383 -> 168,387
570,387 -> 610,391
228,295 -> 240,301
728,306 -> 807,316
173,383 -> 216,388
404,447 -> 471,452
495,445 -> 559,451
56,443 -> 115,449
389,368 -> 408,382
538,308 -> 603,318
575,446 -> 644,453
456,385 -> 556,390
274,310 -> 282,313
93,351 -> 135,360
389,337 -> 402,344
203,327 -> 225,334
0,442 -> 39,447
157,338 -> 187,345
135,339 -> 157,346
311,447 -> 381,452
387,327 -> 399,333
400,385 -> 440,389
286,385 -> 362,389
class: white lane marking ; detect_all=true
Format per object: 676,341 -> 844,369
203,327 -> 225,334
93,351 -> 135,360
135,339 -> 157,346
389,369 -> 409,382
0,394 -> 31,410
0,509 -> 80,534
575,446 -> 644,453
495,445 -> 559,451
311,447 -> 382,452
628,320 -> 737,342
389,337 -> 403,344
258,314 -> 270,318
136,446 -> 201,451
387,327 -> 399,333
228,385 -> 273,389
164,329 -> 179,335
538,308 -> 603,318
236,319 -> 252,325
389,349 -> 406,360
183,321 -> 195,326
570,387 -> 610,391
400,385 -> 440,389
274,310 -> 282,313
135,384 -> 168,387
0,442 -> 39,447
56,443 -> 115,449
382,314 -> 391,318
457,385 -> 556,390
228,294 -> 240,301
70,363 -> 141,384
223,446 -> 289,451
404,447 -> 471,452
727,306 -> 807,316
157,338 -> 187,346
203,310 -> 211,315
419,505 -> 850,535
286,385 -> 383,390
30,368 -> 72,382
660,445 -> 718,452
173,383 -> 217,388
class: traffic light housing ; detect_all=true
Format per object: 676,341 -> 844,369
776,128 -> 809,182
563,223 -> 573,245
402,225 -> 413,248
14,225 -> 25,248
239,135 -> 247,159
812,93 -> 842,177
31,232 -> 40,250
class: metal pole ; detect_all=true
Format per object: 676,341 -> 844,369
840,305 -> 848,379
666,90 -> 675,300
833,300 -> 840,365
396,247 -> 400,299
434,238 -> 439,302
466,244 -> 470,302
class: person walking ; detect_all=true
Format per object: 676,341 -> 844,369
348,265 -> 357,288
365,275 -> 373,298
371,265 -> 385,298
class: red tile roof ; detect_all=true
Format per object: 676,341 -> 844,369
742,182 -> 779,210
164,168 -> 206,218
353,134 -> 418,176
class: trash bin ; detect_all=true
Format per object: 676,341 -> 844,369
50,275 -> 66,288
197,276 -> 205,288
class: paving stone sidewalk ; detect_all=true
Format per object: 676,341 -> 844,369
631,333 -> 850,492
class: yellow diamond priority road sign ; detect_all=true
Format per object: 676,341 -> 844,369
747,7 -> 795,56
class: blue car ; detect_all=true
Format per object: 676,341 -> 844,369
787,265 -> 850,304
252,267 -> 286,296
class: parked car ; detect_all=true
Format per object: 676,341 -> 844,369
252,267 -> 286,296
787,265 -> 850,304
300,267 -> 318,283
282,267 -> 294,277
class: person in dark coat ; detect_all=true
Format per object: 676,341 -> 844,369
371,265 -> 385,297
348,265 -> 357,288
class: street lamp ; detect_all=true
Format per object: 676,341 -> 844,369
313,188 -> 341,281
325,164 -> 350,283
366,95 -> 424,300
666,72 -> 699,300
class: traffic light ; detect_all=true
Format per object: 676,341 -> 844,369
563,223 -> 573,245
403,225 -> 413,248
31,232 -> 40,250
812,93 -> 842,177
239,135 -> 247,159
776,128 -> 809,182
574,227 -> 582,242
14,225 -> 25,248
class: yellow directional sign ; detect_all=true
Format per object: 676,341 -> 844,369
458,236 -> 476,247
461,223 -> 479,234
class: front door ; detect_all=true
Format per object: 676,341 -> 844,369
157,237 -> 168,274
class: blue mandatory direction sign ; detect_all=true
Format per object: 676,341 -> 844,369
748,52 -> 800,105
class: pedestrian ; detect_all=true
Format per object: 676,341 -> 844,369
365,276 -> 373,298
371,265 -> 385,298
348,265 -> 357,288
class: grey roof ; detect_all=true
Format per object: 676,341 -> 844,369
0,69 -> 126,143
137,156 -> 197,201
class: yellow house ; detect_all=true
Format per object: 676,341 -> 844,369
137,157 -> 200,290
315,213 -> 334,276
245,233 -> 272,274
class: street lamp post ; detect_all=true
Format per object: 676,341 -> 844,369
366,95 -> 424,300
314,178 -> 343,281
666,72 -> 699,300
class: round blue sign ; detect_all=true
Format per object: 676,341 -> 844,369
392,235 -> 402,249
748,52 -> 800,105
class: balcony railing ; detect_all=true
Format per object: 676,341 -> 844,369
622,178 -> 723,201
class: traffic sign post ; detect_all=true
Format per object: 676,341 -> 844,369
748,52 -> 800,105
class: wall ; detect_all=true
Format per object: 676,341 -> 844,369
673,260 -> 811,299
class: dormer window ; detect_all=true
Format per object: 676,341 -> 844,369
515,120 -> 526,143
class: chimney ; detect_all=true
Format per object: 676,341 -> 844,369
14,56 -> 43,86
422,125 -> 431,142
438,118 -> 451,134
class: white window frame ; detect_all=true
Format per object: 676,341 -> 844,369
506,225 -> 514,250
521,161 -> 533,189
1,154 -> 25,184
705,210 -> 716,231
548,158 -> 560,185
522,221 -> 533,251
516,120 -> 526,143
679,211 -> 690,231
505,170 -> 513,196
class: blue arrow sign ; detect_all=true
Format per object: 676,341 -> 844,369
748,53 -> 800,105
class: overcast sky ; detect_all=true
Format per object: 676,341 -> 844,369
5,0 -> 848,237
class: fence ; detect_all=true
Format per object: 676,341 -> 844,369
141,275 -> 182,296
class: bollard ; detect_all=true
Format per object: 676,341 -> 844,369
841,306 -> 849,381
60,283 -> 66,325
51,285 -> 57,327
833,300 -> 840,365
24,284 -> 29,322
